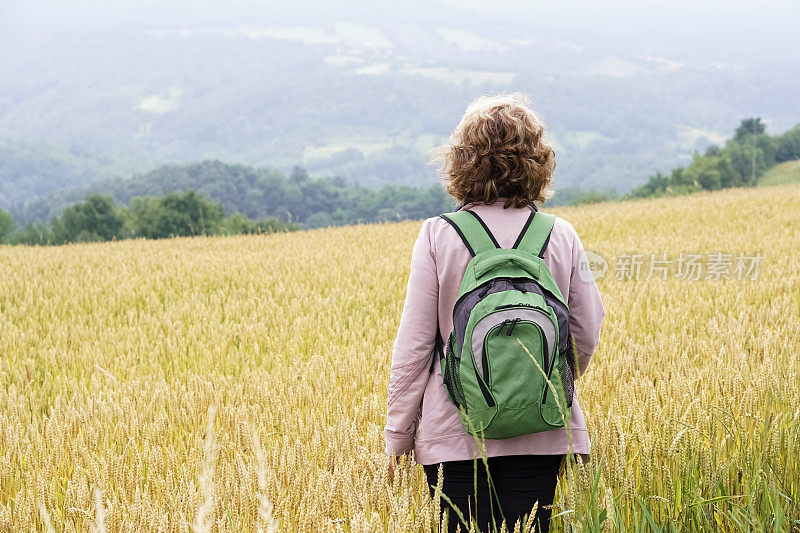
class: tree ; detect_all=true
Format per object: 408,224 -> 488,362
0,208 -> 15,243
127,190 -> 224,239
572,189 -> 619,205
732,117 -> 776,169
10,222 -> 52,245
627,172 -> 671,198
726,142 -> 766,186
734,118 -> 765,143
683,152 -> 743,191
683,154 -> 717,190
716,153 -> 743,189
305,212 -> 333,228
50,194 -> 125,243
775,125 -> 800,163
290,166 -> 309,184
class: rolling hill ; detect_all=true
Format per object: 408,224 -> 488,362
759,159 -> 800,186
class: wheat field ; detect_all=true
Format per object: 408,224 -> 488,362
1,184 -> 798,532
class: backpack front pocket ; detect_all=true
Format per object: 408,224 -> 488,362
468,297 -> 558,410
480,318 -> 551,410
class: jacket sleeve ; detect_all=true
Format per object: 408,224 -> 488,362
385,218 -> 439,458
567,226 -> 606,376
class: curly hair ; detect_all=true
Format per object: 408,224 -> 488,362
432,93 -> 556,208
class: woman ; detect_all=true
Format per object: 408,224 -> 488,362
385,93 -> 605,532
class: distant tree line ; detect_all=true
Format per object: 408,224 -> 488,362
548,187 -> 620,206
0,191 -> 298,246
11,161 -> 455,228
625,118 -> 800,199
4,117 -> 797,245
1,162 -> 458,245
552,118 -> 800,206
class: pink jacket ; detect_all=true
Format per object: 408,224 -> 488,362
385,200 -> 605,465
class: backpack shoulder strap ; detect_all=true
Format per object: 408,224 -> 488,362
439,210 -> 499,256
512,210 -> 556,258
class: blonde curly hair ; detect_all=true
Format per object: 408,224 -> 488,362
432,93 -> 556,208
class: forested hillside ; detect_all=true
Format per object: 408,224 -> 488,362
3,1 -> 800,207
0,140 -> 136,208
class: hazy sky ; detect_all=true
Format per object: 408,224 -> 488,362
3,0 -> 798,65
5,0 -> 799,30
2,0 -> 798,71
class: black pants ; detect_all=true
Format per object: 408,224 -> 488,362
423,454 -> 563,533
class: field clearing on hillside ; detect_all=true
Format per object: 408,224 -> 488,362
759,160 -> 800,187
1,185 -> 799,531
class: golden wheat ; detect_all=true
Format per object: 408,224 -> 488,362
0,184 -> 798,531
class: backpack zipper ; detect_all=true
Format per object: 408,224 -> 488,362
540,332 -> 555,405
494,303 -> 541,311
476,370 -> 495,407
506,318 -> 520,335
453,277 -> 535,313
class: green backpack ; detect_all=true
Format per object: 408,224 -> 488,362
435,207 -> 575,439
